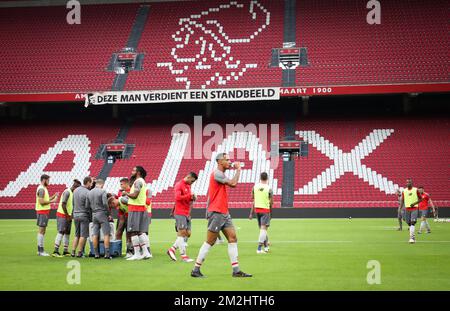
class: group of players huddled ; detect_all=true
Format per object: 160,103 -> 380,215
35,153 -> 274,277
396,178 -> 437,244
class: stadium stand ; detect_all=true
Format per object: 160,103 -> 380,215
296,0 -> 449,86
0,121 -> 120,207
0,117 -> 448,209
293,118 -> 450,208
0,4 -> 138,93
0,0 -> 448,96
0,1 -> 448,212
125,0 -> 283,90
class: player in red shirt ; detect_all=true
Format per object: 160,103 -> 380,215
417,186 -> 436,234
167,172 -> 198,262
116,178 -> 133,258
191,153 -> 252,278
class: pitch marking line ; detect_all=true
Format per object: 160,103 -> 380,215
149,240 -> 353,243
0,229 -> 36,235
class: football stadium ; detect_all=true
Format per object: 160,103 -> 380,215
0,0 -> 449,299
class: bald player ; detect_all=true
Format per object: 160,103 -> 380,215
52,179 -> 81,257
36,174 -> 59,256
400,178 -> 423,244
191,153 -> 252,278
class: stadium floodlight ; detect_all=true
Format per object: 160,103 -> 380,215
114,66 -> 126,75
283,41 -> 296,48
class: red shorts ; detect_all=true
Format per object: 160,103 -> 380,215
406,207 -> 418,212
56,212 -> 69,218
36,210 -> 50,215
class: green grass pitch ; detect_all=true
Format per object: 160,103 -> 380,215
0,218 -> 449,291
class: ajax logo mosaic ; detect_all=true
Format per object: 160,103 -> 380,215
158,1 -> 271,89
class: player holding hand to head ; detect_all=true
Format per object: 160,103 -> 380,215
191,153 -> 252,278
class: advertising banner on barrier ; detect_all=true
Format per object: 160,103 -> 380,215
0,83 -> 448,103
84,87 -> 280,106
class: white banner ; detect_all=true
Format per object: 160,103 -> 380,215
85,87 -> 279,106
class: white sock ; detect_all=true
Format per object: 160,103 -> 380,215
180,237 -> 187,256
54,233 -> 63,250
172,236 -> 183,253
409,224 -> 415,238
37,233 -> 44,248
131,235 -> 141,255
420,221 -> 426,232
425,220 -> 431,231
172,236 -> 183,250
63,234 -> 70,250
138,234 -> 150,255
228,242 -> 239,272
194,242 -> 212,268
258,229 -> 267,244
144,234 -> 151,251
